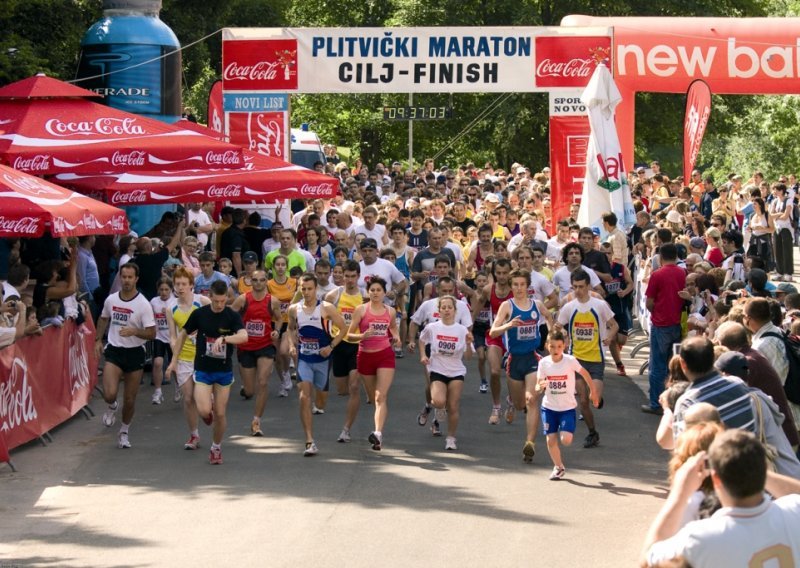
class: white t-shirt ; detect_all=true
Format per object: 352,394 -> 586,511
537,354 -> 583,412
419,321 -> 470,377
101,292 -> 156,348
358,258 -> 405,292
552,265 -> 601,298
354,223 -> 386,243
411,297 -> 473,328
528,270 -> 556,303
646,494 -> 800,568
150,296 -> 176,343
186,209 -> 213,247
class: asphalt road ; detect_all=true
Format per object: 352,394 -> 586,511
1,339 -> 668,568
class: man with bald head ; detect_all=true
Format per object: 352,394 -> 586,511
684,402 -> 722,428
716,321 -> 799,447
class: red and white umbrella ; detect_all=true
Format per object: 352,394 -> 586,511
54,150 -> 337,205
0,164 -> 128,238
0,76 -> 246,175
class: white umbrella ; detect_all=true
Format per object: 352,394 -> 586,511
576,63 -> 636,232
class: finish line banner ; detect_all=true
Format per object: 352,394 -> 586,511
222,27 -> 611,93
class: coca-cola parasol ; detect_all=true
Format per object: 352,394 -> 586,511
172,118 -> 226,141
0,76 -> 246,175
0,73 -> 102,100
54,149 -> 337,205
0,164 -> 128,238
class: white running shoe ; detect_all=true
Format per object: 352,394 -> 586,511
303,441 -> 318,456
337,428 -> 351,443
173,385 -> 182,403
151,391 -> 164,405
278,388 -> 289,398
102,402 -> 118,427
312,405 -> 325,415
549,466 -> 566,480
117,431 -> 131,449
445,436 -> 457,451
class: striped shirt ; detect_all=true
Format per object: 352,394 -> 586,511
673,372 -> 755,438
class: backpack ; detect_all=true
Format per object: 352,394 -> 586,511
763,331 -> 800,405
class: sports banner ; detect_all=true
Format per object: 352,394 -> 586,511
222,27 -> 611,93
683,80 -> 712,183
549,115 -> 590,229
0,319 -> 97,456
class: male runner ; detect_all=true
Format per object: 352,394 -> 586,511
325,260 -> 367,443
556,269 -> 618,449
172,280 -> 249,464
95,263 -> 156,449
231,269 -> 281,437
166,267 -> 211,450
489,269 -> 553,462
472,257 -> 513,424
287,274 -> 347,456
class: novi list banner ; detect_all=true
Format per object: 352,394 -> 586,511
683,80 -> 712,182
222,27 -> 611,93
0,319 -> 98,458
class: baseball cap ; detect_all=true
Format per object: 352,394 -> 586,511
359,238 -> 378,249
484,193 -> 500,203
516,167 -> 526,175
776,282 -> 799,295
243,251 -> 258,263
689,237 -> 706,249
714,351 -> 748,378
591,227 -> 601,237
666,210 -> 683,224
636,167 -> 646,174
542,167 -> 551,173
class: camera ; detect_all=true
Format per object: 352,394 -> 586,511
725,291 -> 743,305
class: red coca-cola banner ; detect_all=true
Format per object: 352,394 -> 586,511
0,319 -> 98,460
207,80 -> 225,137
683,80 -> 712,183
228,111 -> 289,160
549,115 -> 591,228
535,36 -> 612,88
223,39 -> 299,91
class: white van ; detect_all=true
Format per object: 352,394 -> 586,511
290,126 -> 326,170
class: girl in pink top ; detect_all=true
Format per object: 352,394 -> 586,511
348,276 -> 401,451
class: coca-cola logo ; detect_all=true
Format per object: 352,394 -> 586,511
249,113 -> 283,158
536,58 -> 593,79
0,216 -> 40,235
52,216 -> 67,234
83,214 -> 99,230
207,184 -> 243,199
111,150 -> 146,167
12,155 -> 51,172
205,150 -> 241,166
300,183 -> 333,197
69,327 -> 91,395
0,358 -> 38,432
2,173 -> 61,196
535,37 -> 611,88
45,117 -> 146,138
111,189 -> 148,205
109,215 -> 126,232
223,61 -> 280,82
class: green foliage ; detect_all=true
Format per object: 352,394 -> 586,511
0,0 -> 796,178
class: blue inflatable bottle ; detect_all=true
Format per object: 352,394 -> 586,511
76,0 -> 181,235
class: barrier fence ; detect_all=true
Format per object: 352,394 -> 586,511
0,318 -> 98,466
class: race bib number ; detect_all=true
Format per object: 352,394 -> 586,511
436,334 -> 458,357
547,375 -> 568,395
300,337 -> 320,355
155,312 -> 168,331
476,308 -> 491,324
574,323 -> 595,342
369,321 -> 389,336
111,306 -> 131,326
280,302 -> 290,314
517,324 -> 537,341
205,337 -> 226,359
606,280 -> 621,294
246,320 -> 266,338
341,307 -> 353,326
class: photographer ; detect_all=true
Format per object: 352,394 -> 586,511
0,300 -> 31,349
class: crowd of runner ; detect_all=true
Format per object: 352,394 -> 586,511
2,159 -> 800,557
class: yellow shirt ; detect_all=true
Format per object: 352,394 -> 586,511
268,278 -> 297,323
172,296 -> 203,362
333,288 -> 366,343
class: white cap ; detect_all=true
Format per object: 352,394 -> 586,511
516,167 -> 526,175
